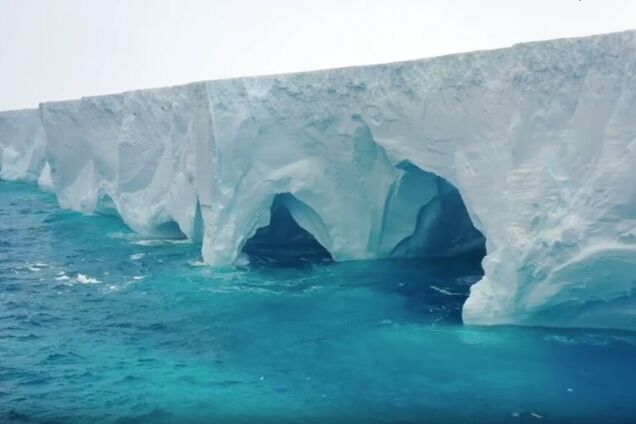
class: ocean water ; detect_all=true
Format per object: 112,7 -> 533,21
0,182 -> 635,424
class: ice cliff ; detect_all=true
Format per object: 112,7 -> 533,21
0,109 -> 46,183
1,31 -> 635,330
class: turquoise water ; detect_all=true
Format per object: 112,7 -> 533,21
1,182 -> 635,423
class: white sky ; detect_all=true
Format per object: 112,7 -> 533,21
1,0 -> 635,110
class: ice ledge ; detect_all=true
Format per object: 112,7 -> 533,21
1,30 -> 636,330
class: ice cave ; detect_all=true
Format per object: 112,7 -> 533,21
240,167 -> 486,265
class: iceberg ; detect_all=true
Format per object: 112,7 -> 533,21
1,30 -> 635,330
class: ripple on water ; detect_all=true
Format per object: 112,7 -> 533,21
1,182 -> 635,423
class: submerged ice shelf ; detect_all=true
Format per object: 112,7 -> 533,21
1,31 -> 635,331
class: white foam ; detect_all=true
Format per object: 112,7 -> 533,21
429,286 -> 463,296
131,239 -> 189,247
76,273 -> 101,284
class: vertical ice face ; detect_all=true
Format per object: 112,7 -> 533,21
1,30 -> 635,330
41,95 -> 124,213
0,109 -> 45,182
39,84 -> 210,240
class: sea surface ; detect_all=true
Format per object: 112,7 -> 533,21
0,182 -> 635,423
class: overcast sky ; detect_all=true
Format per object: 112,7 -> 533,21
1,0 -> 636,110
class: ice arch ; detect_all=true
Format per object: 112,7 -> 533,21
383,162 -> 486,260
241,193 -> 333,263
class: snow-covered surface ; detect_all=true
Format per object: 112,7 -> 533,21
1,30 -> 636,330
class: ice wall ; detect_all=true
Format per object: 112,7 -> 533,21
3,30 -> 636,330
0,109 -> 46,183
40,86 -> 208,239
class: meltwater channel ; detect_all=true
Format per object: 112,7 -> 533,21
0,181 -> 635,423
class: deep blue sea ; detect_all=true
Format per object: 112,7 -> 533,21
1,182 -> 635,423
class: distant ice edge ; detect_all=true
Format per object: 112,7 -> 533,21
1,30 -> 635,331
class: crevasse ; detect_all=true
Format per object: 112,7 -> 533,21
1,31 -> 635,330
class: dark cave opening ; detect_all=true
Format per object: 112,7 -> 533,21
241,193 -> 333,265
387,162 -> 486,261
